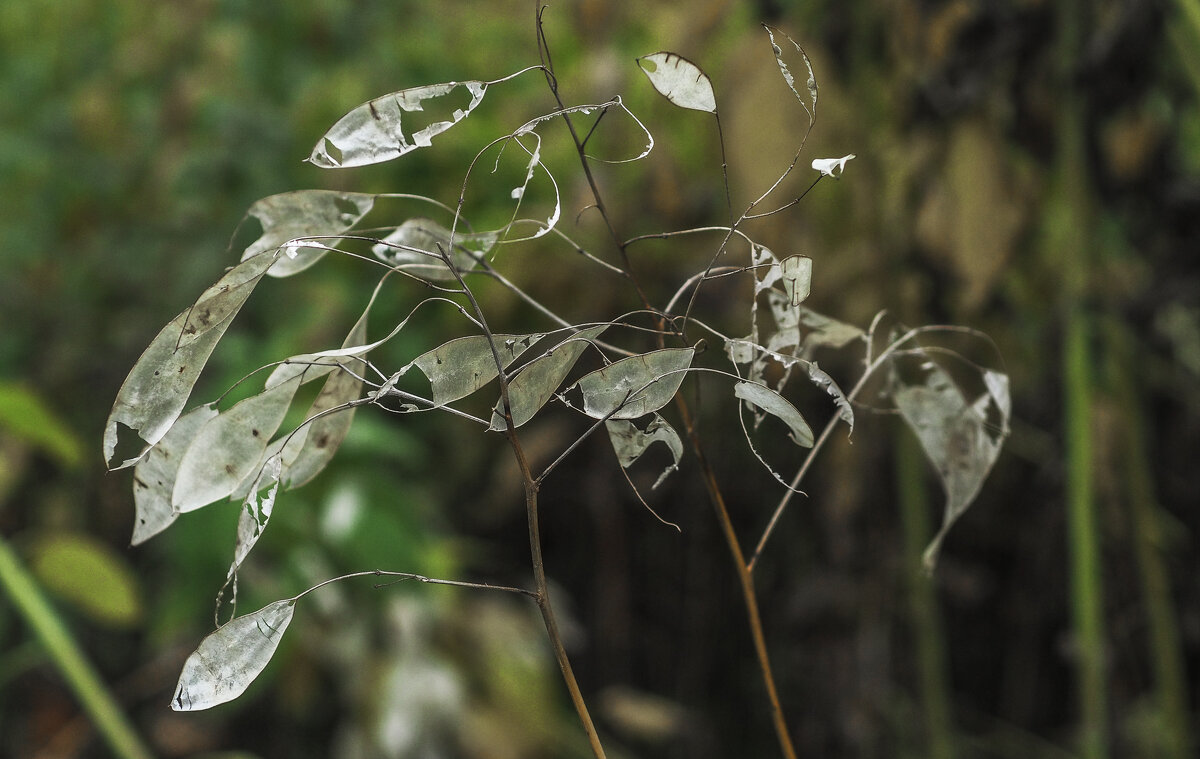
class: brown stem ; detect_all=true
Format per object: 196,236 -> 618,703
675,396 -> 799,759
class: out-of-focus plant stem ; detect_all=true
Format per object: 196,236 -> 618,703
1104,320 -> 1192,759
0,535 -> 154,759
1055,1 -> 1106,754
896,434 -> 954,759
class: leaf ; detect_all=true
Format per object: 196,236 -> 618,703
764,26 -> 817,125
179,250 -> 281,350
28,533 -> 143,628
780,255 -> 812,306
222,456 -> 282,604
488,325 -> 607,431
410,333 -> 545,406
240,191 -> 375,277
811,154 -> 856,178
805,361 -> 854,431
573,348 -> 695,420
636,52 -> 717,113
172,374 -> 303,513
893,363 -> 1009,571
733,381 -> 814,447
605,414 -> 684,489
0,382 -> 84,468
371,218 -> 495,281
171,599 -> 295,711
131,404 -> 218,545
308,81 -> 488,168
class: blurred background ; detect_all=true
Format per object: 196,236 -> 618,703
1,0 -> 1198,757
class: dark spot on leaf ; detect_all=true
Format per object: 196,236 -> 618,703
315,434 -> 330,449
225,464 -> 236,475
134,477 -> 149,490
251,429 -> 260,437
369,101 -> 381,120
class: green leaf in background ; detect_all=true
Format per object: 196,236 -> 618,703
0,382 -> 84,469
26,533 -> 143,628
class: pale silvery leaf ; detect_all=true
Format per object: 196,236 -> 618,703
171,599 -> 295,711
637,52 -> 717,113
573,348 -> 695,421
179,250 -> 282,349
805,361 -> 853,431
893,362 -> 1009,571
371,218 -> 494,281
410,333 -> 545,406
172,374 -> 303,513
811,154 -> 856,178
225,456 -> 282,594
130,405 -> 218,546
605,414 -> 684,489
780,255 -> 812,306
489,325 -> 607,431
241,191 -> 375,277
764,26 -> 817,125
308,81 -> 488,168
733,381 -> 814,447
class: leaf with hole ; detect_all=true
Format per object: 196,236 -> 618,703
104,251 -> 277,470
171,599 -> 295,711
410,333 -> 546,406
222,456 -> 282,604
240,191 -> 375,277
573,348 -> 695,421
893,362 -> 1009,571
764,26 -> 817,126
606,414 -> 684,489
172,374 -> 303,513
131,404 -> 218,545
733,381 -> 814,447
309,81 -> 488,168
636,52 -> 717,113
488,326 -> 607,431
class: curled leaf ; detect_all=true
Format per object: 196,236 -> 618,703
241,191 -> 375,277
309,81 -> 488,168
733,381 -> 814,447
606,414 -> 684,489
573,348 -> 695,421
812,154 -> 856,178
764,26 -> 817,125
636,52 -> 717,113
806,361 -> 854,431
171,600 -> 295,711
893,362 -> 1009,571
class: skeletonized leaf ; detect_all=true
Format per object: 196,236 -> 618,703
606,414 -> 684,489
172,374 -> 303,513
764,26 -> 817,125
224,456 -> 282,598
171,599 -> 295,711
733,381 -> 814,447
240,191 -> 375,277
806,361 -> 854,431
893,363 -> 1009,571
780,255 -> 812,306
130,404 -> 218,546
637,52 -> 717,113
410,333 -> 545,406
309,81 -> 488,168
489,325 -> 607,431
371,218 -> 494,281
573,348 -> 695,421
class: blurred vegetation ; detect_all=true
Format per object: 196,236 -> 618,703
1,1 -> 1197,758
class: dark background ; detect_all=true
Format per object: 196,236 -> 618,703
1,1 -> 1197,757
